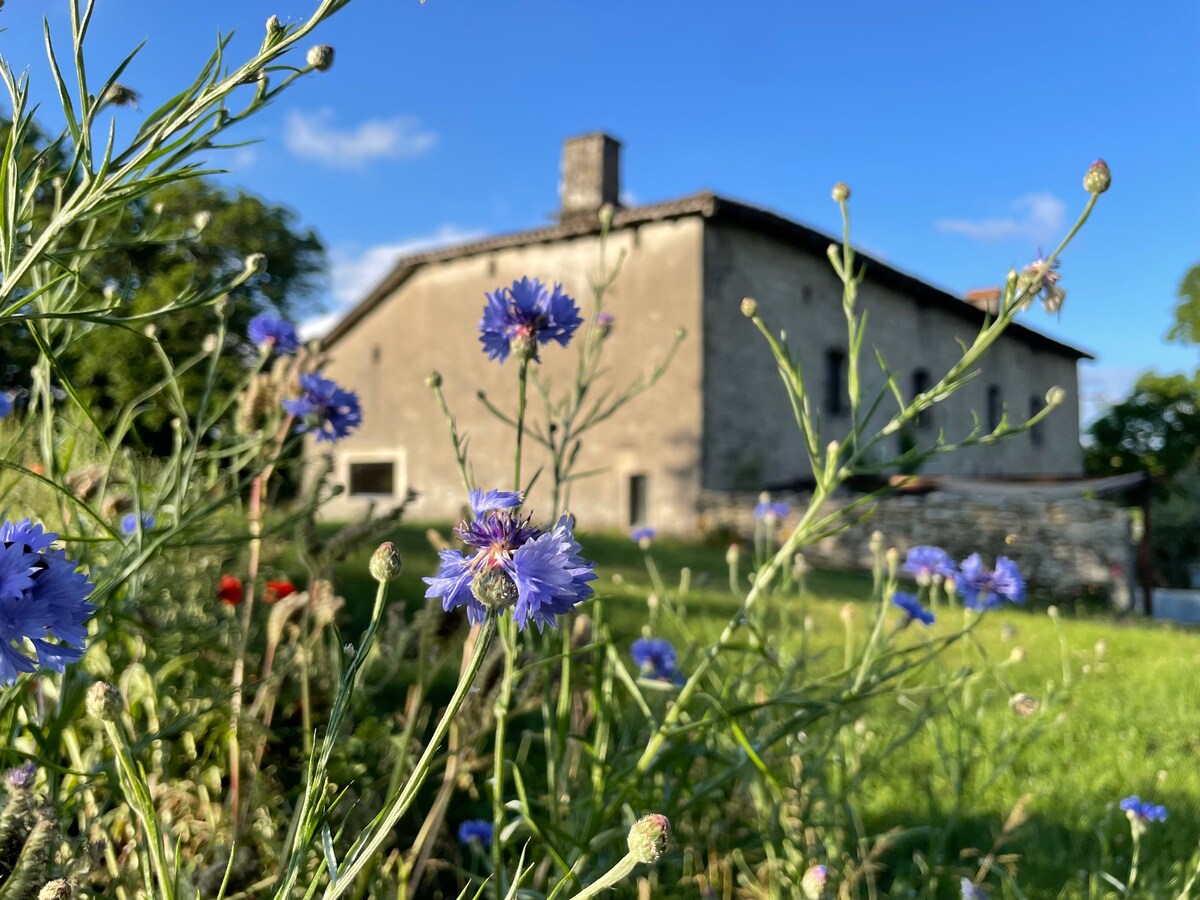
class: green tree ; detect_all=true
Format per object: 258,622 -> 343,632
1084,372 -> 1200,477
1167,261 -> 1200,344
0,173 -> 325,451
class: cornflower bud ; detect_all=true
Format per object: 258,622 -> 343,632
370,542 -> 403,583
102,83 -> 140,107
244,252 -> 268,275
831,182 -> 851,203
1009,692 -> 1039,717
598,203 -> 614,230
839,603 -> 856,624
266,14 -> 284,37
307,45 -> 335,71
1083,159 -> 1111,194
868,530 -> 884,555
740,297 -> 758,317
725,543 -> 740,566
627,813 -> 670,864
1045,385 -> 1066,407
86,682 -> 123,722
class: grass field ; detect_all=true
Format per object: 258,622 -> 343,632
302,522 -> 1200,897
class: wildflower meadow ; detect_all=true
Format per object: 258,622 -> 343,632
0,2 -> 1195,899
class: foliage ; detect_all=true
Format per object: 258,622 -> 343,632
1166,261 -> 1200,346
1085,372 -> 1200,478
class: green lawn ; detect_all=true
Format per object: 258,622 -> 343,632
310,522 -> 1200,897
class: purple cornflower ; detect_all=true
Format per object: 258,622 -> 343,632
479,277 -> 583,363
1021,253 -> 1066,315
283,373 -> 362,443
891,591 -> 936,626
960,879 -> 989,900
801,865 -> 828,898
0,519 -> 96,686
903,546 -> 955,583
597,310 -> 615,337
955,554 -> 1025,611
423,489 -> 595,632
631,637 -> 681,683
457,819 -> 494,848
247,314 -> 301,355
0,393 -> 11,419
754,500 -> 789,521
120,513 -> 156,535
6,761 -> 35,788
1120,796 -> 1167,824
631,526 -> 656,546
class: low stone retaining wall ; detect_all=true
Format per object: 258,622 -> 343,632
699,486 -> 1136,602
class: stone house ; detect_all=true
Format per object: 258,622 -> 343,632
315,133 -> 1090,533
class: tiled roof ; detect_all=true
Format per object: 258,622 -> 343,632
323,191 -> 1092,360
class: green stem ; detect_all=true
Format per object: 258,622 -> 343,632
103,720 -> 175,900
1127,828 -> 1141,895
565,853 -> 638,900
514,357 -> 529,492
491,616 -> 518,890
325,615 -> 498,899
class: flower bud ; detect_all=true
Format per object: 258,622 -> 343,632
1047,605 -> 1060,622
511,331 -> 537,363
370,542 -> 403,583
87,682 -> 123,722
740,297 -> 758,318
831,182 -> 851,203
627,813 -> 670,864
801,864 -> 828,900
244,252 -> 268,275
1083,159 -> 1111,194
193,210 -> 212,232
1009,646 -> 1026,663
7,762 -> 35,789
102,83 -> 140,108
674,326 -> 686,340
599,203 -> 614,230
425,370 -> 443,389
725,543 -> 740,566
307,45 -> 335,71
1009,692 -> 1039,717
868,530 -> 884,555
38,880 -> 74,900
839,603 -> 856,624
1045,386 -> 1066,407
266,14 -> 284,37
1095,638 -> 1107,659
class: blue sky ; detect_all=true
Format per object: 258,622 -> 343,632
5,0 -> 1198,420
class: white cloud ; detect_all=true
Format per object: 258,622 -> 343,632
1078,364 -> 1143,426
284,108 -> 437,169
935,193 -> 1065,244
300,225 -> 483,339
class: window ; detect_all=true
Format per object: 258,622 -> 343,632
628,474 -> 648,527
986,385 -> 1002,432
824,349 -> 846,416
912,368 -> 931,429
1029,395 -> 1045,447
371,345 -> 381,364
348,461 -> 395,496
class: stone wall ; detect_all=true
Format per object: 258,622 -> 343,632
699,487 -> 1136,601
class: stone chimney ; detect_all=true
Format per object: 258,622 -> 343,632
963,288 -> 1002,315
559,132 -> 621,221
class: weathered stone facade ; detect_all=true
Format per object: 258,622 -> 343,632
699,487 -> 1135,599
314,134 -> 1089,534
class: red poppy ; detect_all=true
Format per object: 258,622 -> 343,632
264,580 -> 297,604
217,574 -> 244,606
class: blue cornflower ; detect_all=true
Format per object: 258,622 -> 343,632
0,393 -> 11,419
955,554 -> 1025,611
631,526 -> 656,545
0,519 -> 95,686
754,500 -> 789,521
283,373 -> 362,443
247,314 -> 301,355
631,637 -> 682,683
423,491 -> 596,632
960,879 -> 989,900
1120,795 -> 1167,824
6,761 -> 35,788
891,591 -> 936,626
457,819 -> 494,848
120,513 -> 156,536
479,277 -> 583,363
903,545 -> 956,582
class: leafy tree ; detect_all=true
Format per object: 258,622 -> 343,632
1084,372 -> 1200,478
1167,261 -> 1200,345
0,156 -> 325,451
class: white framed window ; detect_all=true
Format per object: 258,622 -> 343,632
340,450 -> 406,499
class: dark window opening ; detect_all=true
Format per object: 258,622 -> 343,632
349,461 -> 395,496
371,345 -> 381,364
1029,395 -> 1045,447
986,385 -> 1002,432
825,349 -> 846,416
628,474 -> 648,527
912,368 -> 931,429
